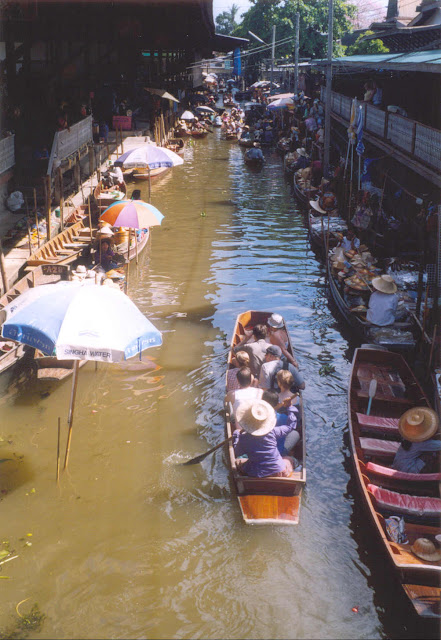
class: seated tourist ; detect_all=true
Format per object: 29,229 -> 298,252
262,390 -> 301,457
266,313 -> 298,367
233,324 -> 268,377
259,345 -> 305,392
276,369 -> 298,408
225,367 -> 263,415
226,351 -> 254,391
233,399 -> 297,478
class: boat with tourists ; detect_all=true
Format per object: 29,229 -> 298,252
348,347 -> 441,620
224,310 -> 306,525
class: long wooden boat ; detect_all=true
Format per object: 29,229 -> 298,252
244,154 -> 264,168
225,132 -> 239,141
93,181 -> 127,212
131,166 -> 169,181
293,171 -> 311,206
0,265 -> 70,379
190,130 -> 209,139
225,310 -> 306,525
165,137 -> 185,155
238,138 -> 254,148
26,220 -> 93,267
348,347 -> 441,619
34,352 -> 87,381
327,256 -> 417,352
308,210 -> 347,255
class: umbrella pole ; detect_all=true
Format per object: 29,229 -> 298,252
148,168 -> 151,203
135,229 -> 139,265
64,359 -> 80,470
56,417 -> 61,483
126,230 -> 130,293
88,198 -> 93,242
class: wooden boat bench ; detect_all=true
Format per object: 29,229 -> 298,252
360,437 -> 400,458
365,461 -> 441,494
356,413 -> 400,436
368,483 -> 441,521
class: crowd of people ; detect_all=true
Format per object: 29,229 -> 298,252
225,313 -> 305,479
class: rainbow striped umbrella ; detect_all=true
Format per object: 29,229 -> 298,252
99,199 -> 164,229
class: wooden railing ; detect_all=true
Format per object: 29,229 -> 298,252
0,135 -> 15,175
47,116 -> 93,176
320,87 -> 441,172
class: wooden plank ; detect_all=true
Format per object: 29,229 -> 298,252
402,584 -> 441,619
239,495 -> 300,525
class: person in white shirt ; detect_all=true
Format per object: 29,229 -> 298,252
339,229 -> 360,252
366,275 -> 399,326
225,367 -> 263,416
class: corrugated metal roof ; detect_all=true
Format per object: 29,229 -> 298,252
313,49 -> 441,72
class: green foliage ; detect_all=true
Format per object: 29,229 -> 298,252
233,0 -> 355,67
215,4 -> 241,35
319,363 -> 336,376
346,30 -> 389,55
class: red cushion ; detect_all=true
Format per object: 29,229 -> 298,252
366,461 -> 441,482
356,413 -> 400,434
360,438 -> 400,457
368,483 -> 441,518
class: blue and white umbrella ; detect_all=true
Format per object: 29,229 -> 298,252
1,281 -> 162,362
1,280 -> 162,468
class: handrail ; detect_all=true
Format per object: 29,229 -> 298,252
321,89 -> 441,172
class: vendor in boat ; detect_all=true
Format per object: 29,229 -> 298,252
337,228 -> 360,252
98,238 -> 123,272
366,275 -> 399,326
233,399 -> 298,477
245,142 -> 264,162
291,148 -> 310,172
392,407 -> 441,474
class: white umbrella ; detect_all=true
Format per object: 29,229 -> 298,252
114,144 -> 183,170
195,105 -> 216,114
180,110 -> 196,121
267,97 -> 295,110
1,281 -> 162,468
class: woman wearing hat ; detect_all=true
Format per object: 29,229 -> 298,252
233,399 -> 298,478
392,407 -> 441,474
267,313 -> 298,368
366,275 -> 399,326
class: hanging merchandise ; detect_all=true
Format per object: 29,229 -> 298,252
351,193 -> 373,230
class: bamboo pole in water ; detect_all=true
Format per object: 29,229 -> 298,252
64,360 -> 80,470
58,167 -> 64,231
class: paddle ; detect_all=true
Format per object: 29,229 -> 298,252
180,435 -> 233,466
366,378 -> 377,416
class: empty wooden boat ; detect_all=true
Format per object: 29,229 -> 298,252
26,220 -> 93,267
225,310 -> 306,525
348,347 -> 441,619
165,137 -> 185,155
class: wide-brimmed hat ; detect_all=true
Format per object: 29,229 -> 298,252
236,399 -> 277,437
310,199 -> 327,214
371,275 -> 397,294
98,227 -> 114,238
296,147 -> 307,157
411,538 -> 441,562
398,407 -> 439,442
71,265 -> 87,278
268,313 -> 284,329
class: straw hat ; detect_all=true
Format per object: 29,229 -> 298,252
411,538 -> 441,562
398,407 -> 439,442
296,147 -> 307,157
310,199 -> 327,214
98,227 -> 114,237
371,275 -> 397,294
71,265 -> 87,279
268,313 -> 284,329
236,399 -> 276,437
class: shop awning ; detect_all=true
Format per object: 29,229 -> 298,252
312,49 -> 441,74
144,88 -> 180,103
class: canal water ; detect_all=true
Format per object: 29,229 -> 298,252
0,129 -> 435,639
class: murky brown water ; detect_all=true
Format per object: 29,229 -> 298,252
0,129 -> 437,639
